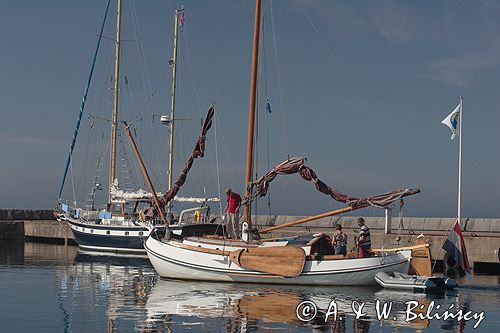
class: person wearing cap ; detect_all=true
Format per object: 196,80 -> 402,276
224,188 -> 242,239
356,217 -> 371,257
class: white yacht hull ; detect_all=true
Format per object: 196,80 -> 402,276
145,236 -> 411,286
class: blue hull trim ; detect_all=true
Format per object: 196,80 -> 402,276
71,229 -> 146,252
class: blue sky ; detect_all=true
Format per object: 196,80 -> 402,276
1,0 -> 499,218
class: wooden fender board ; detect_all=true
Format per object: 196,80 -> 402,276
229,246 -> 306,278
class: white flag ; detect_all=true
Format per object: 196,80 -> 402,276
441,103 -> 460,140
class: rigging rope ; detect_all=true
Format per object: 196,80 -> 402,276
214,115 -> 223,213
295,0 -> 374,128
216,115 -> 243,188
260,1 -> 273,218
244,156 -> 420,209
58,0 -> 111,199
270,0 -> 291,158
295,0 -> 417,187
129,0 -> 154,104
213,0 -> 248,104
70,158 -> 76,206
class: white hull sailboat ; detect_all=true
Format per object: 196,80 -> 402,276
144,234 -> 411,285
123,0 -> 425,286
55,3 -> 220,253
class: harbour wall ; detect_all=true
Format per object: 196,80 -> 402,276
1,209 -> 499,269
0,209 -> 75,245
254,215 -> 500,269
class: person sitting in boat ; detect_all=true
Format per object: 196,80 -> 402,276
224,188 -> 242,239
331,224 -> 347,255
356,217 -> 371,257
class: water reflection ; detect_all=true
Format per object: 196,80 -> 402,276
0,242 -> 498,332
60,251 -> 155,332
143,279 -> 461,332
142,275 -> 498,332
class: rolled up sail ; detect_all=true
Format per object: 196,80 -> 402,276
247,156 -> 419,208
159,105 -> 215,207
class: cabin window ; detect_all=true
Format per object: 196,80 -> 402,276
125,231 -> 129,236
91,229 -> 94,233
139,231 -> 143,236
106,231 -> 110,235
108,203 -> 124,214
82,228 -> 85,232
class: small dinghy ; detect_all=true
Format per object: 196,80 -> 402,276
375,271 -> 457,293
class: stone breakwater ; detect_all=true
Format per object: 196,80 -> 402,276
0,210 -> 499,270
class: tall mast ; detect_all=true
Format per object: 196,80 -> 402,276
457,96 -> 463,225
243,0 -> 262,229
124,122 -> 168,225
108,0 -> 122,202
167,8 -> 183,212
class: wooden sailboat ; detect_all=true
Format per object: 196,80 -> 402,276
56,3 -> 217,253
121,0 -> 428,285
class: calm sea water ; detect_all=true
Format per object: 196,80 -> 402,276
0,241 -> 499,332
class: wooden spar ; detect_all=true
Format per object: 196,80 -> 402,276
259,205 -> 364,233
243,0 -> 262,229
260,189 -> 422,233
108,0 -> 122,202
371,243 -> 429,253
123,121 -> 168,225
167,8 -> 183,213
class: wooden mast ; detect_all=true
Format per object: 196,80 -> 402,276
243,0 -> 262,231
457,96 -> 463,225
123,122 -> 168,225
167,8 -> 183,213
108,0 -> 122,202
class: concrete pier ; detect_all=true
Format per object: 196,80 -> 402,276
0,209 -> 75,245
1,210 -> 498,272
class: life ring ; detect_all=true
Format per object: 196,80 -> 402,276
443,253 -> 463,277
194,210 -> 201,223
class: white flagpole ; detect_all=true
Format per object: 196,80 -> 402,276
457,96 -> 463,225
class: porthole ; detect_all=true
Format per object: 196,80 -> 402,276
125,231 -> 129,236
139,231 -> 144,236
106,230 -> 110,235
91,229 -> 94,233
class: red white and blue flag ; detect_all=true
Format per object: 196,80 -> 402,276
442,219 -> 471,277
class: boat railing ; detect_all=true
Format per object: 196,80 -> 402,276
176,206 -> 210,225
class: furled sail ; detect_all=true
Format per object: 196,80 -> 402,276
246,157 -> 419,208
159,105 -> 215,207
109,180 -> 219,203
